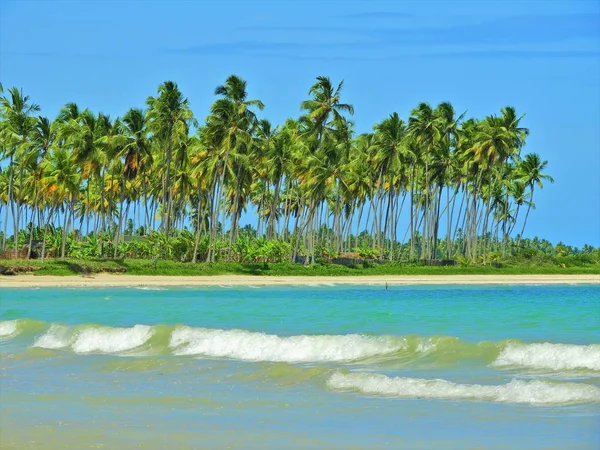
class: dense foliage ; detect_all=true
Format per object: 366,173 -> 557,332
0,76 -> 577,264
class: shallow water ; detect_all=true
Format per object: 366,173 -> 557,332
1,284 -> 599,449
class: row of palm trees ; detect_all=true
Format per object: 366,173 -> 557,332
0,76 -> 553,262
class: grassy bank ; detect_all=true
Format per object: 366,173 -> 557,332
1,258 -> 599,277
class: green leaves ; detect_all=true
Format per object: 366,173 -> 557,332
0,77 -> 568,265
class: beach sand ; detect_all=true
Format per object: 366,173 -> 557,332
1,274 -> 599,288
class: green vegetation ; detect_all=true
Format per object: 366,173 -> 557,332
1,75 -> 594,271
1,237 -> 598,276
1,256 -> 598,277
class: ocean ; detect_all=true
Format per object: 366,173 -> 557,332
1,284 -> 599,449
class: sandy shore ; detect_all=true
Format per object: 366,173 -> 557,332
1,274 -> 599,288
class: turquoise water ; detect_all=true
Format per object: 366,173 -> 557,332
1,284 -> 599,449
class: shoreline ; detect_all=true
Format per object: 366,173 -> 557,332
1,274 -> 599,288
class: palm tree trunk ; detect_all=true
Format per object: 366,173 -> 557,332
27,183 -> 39,259
409,165 -> 416,260
2,155 -> 14,251
268,178 -> 281,240
355,201 -> 365,250
113,179 -> 127,258
431,186 -> 443,260
192,187 -> 204,263
60,200 -> 71,259
13,163 -> 26,257
520,189 -> 534,239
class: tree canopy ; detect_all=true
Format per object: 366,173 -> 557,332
0,76 -> 561,263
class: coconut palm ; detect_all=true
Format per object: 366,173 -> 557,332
301,76 -> 354,148
518,153 -> 554,238
146,81 -> 194,237
41,146 -> 81,258
23,116 -> 56,256
0,87 -> 40,253
373,112 -> 407,256
408,102 -> 442,259
204,75 -> 263,260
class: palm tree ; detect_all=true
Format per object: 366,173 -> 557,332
0,87 -> 40,254
345,133 -> 376,250
408,102 -> 441,260
116,108 -> 151,180
432,102 -> 464,259
146,81 -> 194,238
299,76 -> 354,259
373,112 -> 407,257
41,146 -> 80,258
57,108 -> 110,234
255,119 -> 283,239
24,116 -> 55,257
518,153 -> 553,238
204,75 -> 263,261
300,76 -> 354,147
106,108 -> 152,255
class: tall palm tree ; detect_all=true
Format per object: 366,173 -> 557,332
408,102 -> 441,260
518,153 -> 553,238
116,108 -> 151,181
105,108 -> 152,253
300,76 -> 354,148
25,116 -> 55,257
205,75 -> 263,261
373,112 -> 407,256
41,146 -> 80,258
0,87 -> 40,254
300,76 -> 354,259
434,102 -> 464,259
146,81 -> 194,237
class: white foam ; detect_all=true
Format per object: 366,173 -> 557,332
493,343 -> 600,371
0,320 -> 18,338
327,372 -> 600,405
33,324 -> 72,349
415,337 -> 450,353
170,327 -> 405,362
72,325 -> 154,353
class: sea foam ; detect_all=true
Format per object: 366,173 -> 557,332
33,323 -> 155,353
72,325 -> 155,353
327,372 -> 600,405
33,324 -> 72,349
0,320 -> 18,338
170,326 -> 405,362
493,343 -> 600,371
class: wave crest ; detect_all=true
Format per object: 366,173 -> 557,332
72,325 -> 154,353
327,372 -> 600,405
492,343 -> 600,371
0,320 -> 18,338
170,326 -> 405,362
33,323 -> 155,353
33,324 -> 72,349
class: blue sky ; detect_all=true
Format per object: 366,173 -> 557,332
1,0 -> 599,247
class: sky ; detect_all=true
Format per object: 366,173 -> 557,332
1,0 -> 599,247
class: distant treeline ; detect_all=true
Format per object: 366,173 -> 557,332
0,76 -> 560,263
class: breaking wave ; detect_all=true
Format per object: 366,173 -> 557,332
169,326 -> 405,362
327,372 -> 600,405
0,320 -> 18,338
33,323 -> 155,354
492,343 -> 600,371
33,324 -> 72,349
1,318 -> 598,372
